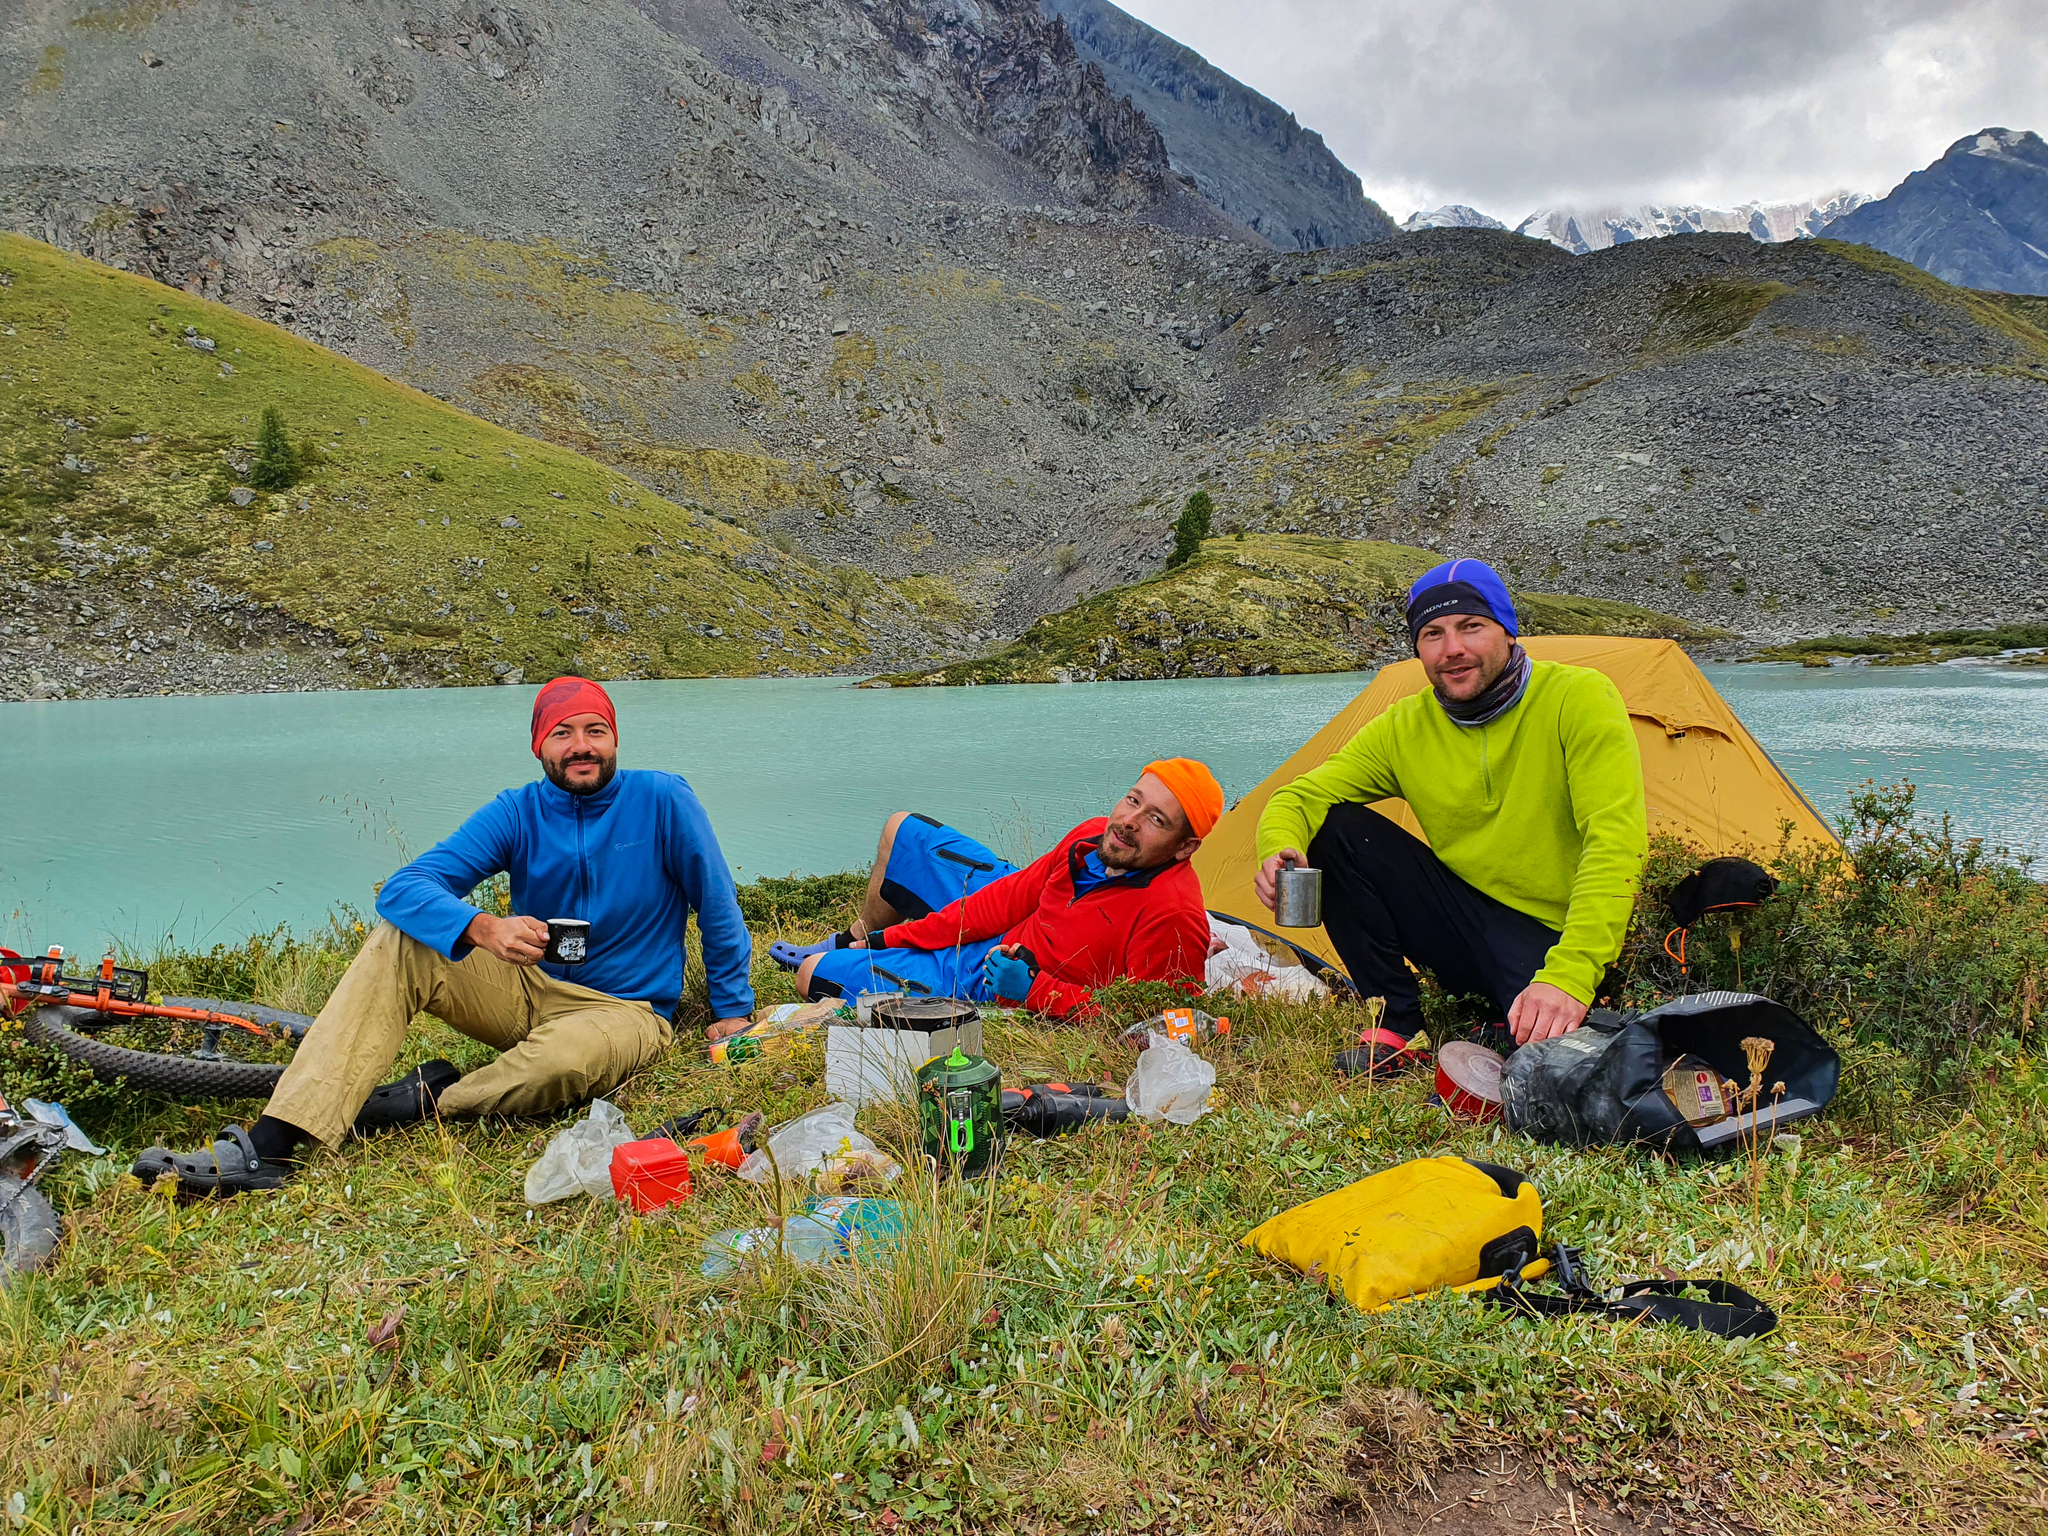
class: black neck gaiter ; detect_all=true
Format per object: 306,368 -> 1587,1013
1436,644 -> 1531,727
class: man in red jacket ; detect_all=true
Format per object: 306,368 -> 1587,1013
757,759 -> 1222,1020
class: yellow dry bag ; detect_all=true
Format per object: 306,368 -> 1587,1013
1242,1156 -> 1547,1311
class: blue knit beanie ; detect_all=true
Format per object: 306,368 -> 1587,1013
1405,558 -> 1519,645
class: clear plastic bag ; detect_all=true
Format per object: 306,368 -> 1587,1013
735,1101 -> 882,1184
523,1099 -> 637,1204
1204,918 -> 1331,1002
1124,1033 -> 1216,1125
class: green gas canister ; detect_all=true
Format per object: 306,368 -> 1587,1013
917,1044 -> 1004,1176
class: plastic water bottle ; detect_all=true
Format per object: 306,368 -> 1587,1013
804,1196 -> 905,1254
699,1198 -> 904,1277
700,1215 -> 837,1277
1120,1007 -> 1230,1050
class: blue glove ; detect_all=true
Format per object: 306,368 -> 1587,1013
980,946 -> 1037,1002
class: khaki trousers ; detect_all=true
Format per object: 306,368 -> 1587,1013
268,922 -> 674,1149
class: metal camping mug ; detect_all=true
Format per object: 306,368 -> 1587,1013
544,918 -> 591,966
1274,866 -> 1324,928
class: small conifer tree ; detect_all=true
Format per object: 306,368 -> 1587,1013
1167,488 -> 1213,569
249,405 -> 301,490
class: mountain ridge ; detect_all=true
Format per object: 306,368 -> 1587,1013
1515,190 -> 1870,254
1828,128 -> 2048,297
1038,0 -> 1396,252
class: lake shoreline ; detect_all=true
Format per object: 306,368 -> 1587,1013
9,636 -> 2048,708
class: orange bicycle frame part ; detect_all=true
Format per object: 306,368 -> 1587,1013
1,949 -> 269,1038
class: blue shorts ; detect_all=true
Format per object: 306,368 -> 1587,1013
810,816 -> 1017,1002
811,934 -> 1006,1003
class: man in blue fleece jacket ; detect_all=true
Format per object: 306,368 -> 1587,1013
135,676 -> 754,1195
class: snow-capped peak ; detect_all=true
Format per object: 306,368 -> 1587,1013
1401,205 -> 1508,232
1514,190 -> 1871,255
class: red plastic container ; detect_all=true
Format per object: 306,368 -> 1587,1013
610,1137 -> 693,1212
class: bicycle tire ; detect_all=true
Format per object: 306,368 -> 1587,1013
0,1177 -> 59,1286
26,998 -> 314,1099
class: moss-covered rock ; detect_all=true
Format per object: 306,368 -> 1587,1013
870,534 -> 1720,685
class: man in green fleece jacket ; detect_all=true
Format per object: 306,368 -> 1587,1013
1255,558 -> 1646,1045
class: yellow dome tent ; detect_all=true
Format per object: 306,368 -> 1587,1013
1193,637 -> 1836,975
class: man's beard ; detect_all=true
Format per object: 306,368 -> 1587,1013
545,752 -> 618,795
1099,825 -> 1145,871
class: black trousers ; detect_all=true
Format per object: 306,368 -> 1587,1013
1308,803 -> 1561,1036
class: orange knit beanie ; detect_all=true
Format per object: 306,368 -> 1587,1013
1141,757 -> 1224,838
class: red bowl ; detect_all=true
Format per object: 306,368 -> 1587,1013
1435,1041 -> 1506,1122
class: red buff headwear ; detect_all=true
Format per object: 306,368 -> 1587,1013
530,676 -> 617,758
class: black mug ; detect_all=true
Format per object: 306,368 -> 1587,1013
545,918 -> 591,966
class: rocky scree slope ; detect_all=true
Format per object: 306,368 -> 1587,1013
1039,0 -> 1394,253
1,0 -> 1257,623
1829,129 -> 2048,298
0,234 -> 943,702
876,533 -> 1713,685
1,2 -> 2043,690
996,229 -> 2048,647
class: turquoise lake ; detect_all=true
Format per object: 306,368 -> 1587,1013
2,662 -> 2043,951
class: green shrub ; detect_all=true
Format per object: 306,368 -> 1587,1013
733,869 -> 869,927
248,405 -> 300,490
1615,780 -> 2047,1108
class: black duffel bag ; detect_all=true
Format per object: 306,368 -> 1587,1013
1499,991 -> 1840,1153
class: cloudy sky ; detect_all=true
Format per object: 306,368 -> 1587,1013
1113,0 -> 2048,221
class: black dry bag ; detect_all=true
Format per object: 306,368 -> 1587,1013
1499,991 -> 1839,1153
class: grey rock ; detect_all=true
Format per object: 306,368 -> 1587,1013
229,487 -> 255,507
498,515 -> 521,528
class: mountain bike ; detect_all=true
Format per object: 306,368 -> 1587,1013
3,946 -> 314,1099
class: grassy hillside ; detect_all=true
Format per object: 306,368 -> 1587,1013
0,234 -> 899,685
873,534 -> 1721,684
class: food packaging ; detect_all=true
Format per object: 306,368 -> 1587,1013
709,999 -> 842,1065
1661,1053 -> 1734,1126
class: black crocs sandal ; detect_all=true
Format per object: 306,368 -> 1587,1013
1334,1026 -> 1428,1079
353,1059 -> 463,1134
131,1124 -> 292,1197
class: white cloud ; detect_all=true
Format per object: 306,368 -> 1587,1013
1107,0 -> 2048,220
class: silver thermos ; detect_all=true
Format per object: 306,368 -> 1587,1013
1274,866 -> 1324,928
